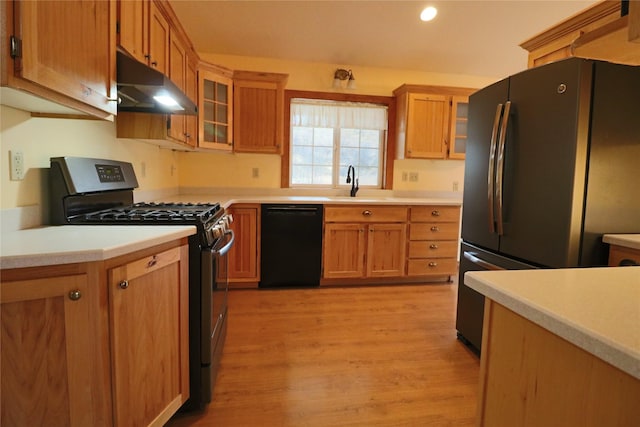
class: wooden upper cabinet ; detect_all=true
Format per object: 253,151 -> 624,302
448,95 -> 470,159
167,29 -> 193,145
2,0 -> 117,118
148,1 -> 170,74
199,62 -> 234,151
520,0 -> 640,68
117,0 -> 149,64
394,85 -> 475,160
233,70 -> 288,154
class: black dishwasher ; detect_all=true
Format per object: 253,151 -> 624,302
260,204 -> 323,288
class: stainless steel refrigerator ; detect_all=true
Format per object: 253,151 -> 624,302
456,57 -> 640,353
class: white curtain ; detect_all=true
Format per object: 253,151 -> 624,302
291,98 -> 388,130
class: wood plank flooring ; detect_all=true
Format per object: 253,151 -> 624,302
167,283 -> 480,426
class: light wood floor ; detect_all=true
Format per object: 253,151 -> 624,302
167,282 -> 480,426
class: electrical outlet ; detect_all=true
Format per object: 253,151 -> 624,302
402,172 -> 408,182
140,161 -> 147,178
252,167 -> 259,178
10,150 -> 25,181
453,181 -> 459,192
409,172 -> 419,182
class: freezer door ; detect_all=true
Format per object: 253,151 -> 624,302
456,242 -> 537,353
461,78 -> 509,251
499,58 -> 593,268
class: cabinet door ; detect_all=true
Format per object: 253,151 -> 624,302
323,223 -> 366,279
227,204 -> 260,284
108,245 -> 189,427
1,274 -> 101,427
118,0 -> 149,64
367,223 -> 407,277
184,57 -> 198,146
13,0 -> 117,116
448,95 -> 469,159
406,93 -> 450,159
167,29 -> 187,143
148,1 -> 169,74
199,66 -> 233,150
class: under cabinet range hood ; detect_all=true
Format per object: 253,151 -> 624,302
116,51 -> 197,115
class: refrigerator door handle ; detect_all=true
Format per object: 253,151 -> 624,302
463,251 -> 506,271
495,100 -> 511,236
488,103 -> 504,233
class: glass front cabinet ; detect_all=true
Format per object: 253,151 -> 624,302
199,63 -> 233,151
448,95 -> 469,159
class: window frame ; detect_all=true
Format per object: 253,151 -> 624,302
282,90 -> 396,189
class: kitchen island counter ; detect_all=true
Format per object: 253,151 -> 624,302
465,266 -> 640,379
0,225 -> 196,269
603,233 -> 640,250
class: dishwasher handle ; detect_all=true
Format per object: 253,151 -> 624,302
264,205 -> 322,214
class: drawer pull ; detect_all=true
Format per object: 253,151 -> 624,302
428,262 -> 438,267
429,244 -> 439,249
147,255 -> 158,268
431,210 -> 440,217
118,280 -> 129,290
430,226 -> 440,232
362,210 -> 372,216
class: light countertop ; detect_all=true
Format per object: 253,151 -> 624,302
465,267 -> 640,379
603,234 -> 640,250
0,225 -> 196,269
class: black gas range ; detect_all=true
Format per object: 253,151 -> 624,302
49,156 -> 233,412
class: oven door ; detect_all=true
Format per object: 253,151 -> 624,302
200,229 -> 234,399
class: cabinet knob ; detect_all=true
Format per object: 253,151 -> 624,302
68,289 -> 82,301
144,54 -> 151,59
151,61 -> 158,67
430,226 -> 440,232
118,280 -> 129,290
362,210 -> 372,216
431,210 -> 440,216
429,244 -> 439,249
428,262 -> 438,267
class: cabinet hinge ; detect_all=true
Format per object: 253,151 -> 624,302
10,36 -> 22,59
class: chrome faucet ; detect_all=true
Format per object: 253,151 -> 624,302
346,165 -> 359,197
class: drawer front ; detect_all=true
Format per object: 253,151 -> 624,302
409,222 -> 459,240
408,241 -> 458,258
407,258 -> 458,276
410,206 -> 460,223
324,206 -> 408,223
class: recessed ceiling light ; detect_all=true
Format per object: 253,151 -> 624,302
420,6 -> 438,22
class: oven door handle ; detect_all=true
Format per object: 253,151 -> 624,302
214,229 -> 235,256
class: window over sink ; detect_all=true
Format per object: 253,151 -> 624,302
289,98 -> 387,188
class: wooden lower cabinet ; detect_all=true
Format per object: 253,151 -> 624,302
226,204 -> 260,287
322,206 -> 407,281
478,300 -> 640,426
608,244 -> 640,266
0,239 -> 189,427
0,265 -> 109,427
107,244 -> 190,426
407,206 -> 460,280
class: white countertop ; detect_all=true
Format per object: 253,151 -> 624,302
0,225 -> 196,269
603,234 -> 640,250
155,193 -> 463,208
465,267 -> 640,379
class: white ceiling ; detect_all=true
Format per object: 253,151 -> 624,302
169,0 -> 599,79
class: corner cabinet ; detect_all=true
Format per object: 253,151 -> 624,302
394,85 -> 475,160
0,239 -> 190,427
323,206 -> 408,280
1,0 -> 117,119
233,70 -> 289,154
199,62 -> 234,151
